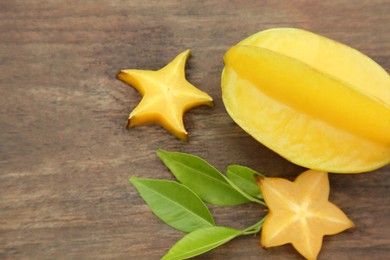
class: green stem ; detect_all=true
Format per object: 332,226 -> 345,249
242,215 -> 267,235
222,174 -> 267,206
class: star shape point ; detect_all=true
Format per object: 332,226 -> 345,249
258,170 -> 354,260
117,50 -> 213,140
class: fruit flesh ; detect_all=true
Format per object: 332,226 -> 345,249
222,28 -> 390,173
258,170 -> 354,260
117,50 -> 213,141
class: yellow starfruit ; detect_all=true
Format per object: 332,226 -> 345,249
222,28 -> 390,173
118,50 -> 213,141
258,169 -> 355,260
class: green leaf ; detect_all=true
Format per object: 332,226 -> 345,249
157,149 -> 250,206
226,165 -> 264,199
161,226 -> 241,260
130,177 -> 214,233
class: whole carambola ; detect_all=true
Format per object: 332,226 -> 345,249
222,28 -> 390,173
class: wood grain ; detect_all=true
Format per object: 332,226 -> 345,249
1,0 -> 389,259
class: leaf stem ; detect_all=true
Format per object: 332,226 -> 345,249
242,215 -> 267,235
223,175 -> 267,206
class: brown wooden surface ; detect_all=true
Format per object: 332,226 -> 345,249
1,1 -> 389,259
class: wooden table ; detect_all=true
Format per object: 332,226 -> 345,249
1,1 -> 389,259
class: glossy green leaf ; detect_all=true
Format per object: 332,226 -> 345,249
130,177 -> 214,233
157,149 -> 250,206
226,165 -> 264,199
161,226 -> 241,260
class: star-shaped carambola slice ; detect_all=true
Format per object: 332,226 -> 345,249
117,50 -> 213,141
257,170 -> 354,260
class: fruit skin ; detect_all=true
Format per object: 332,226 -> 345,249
237,28 -> 390,106
222,28 -> 390,173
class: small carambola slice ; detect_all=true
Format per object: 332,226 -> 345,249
257,170 -> 354,260
117,50 -> 213,141
222,28 -> 390,173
